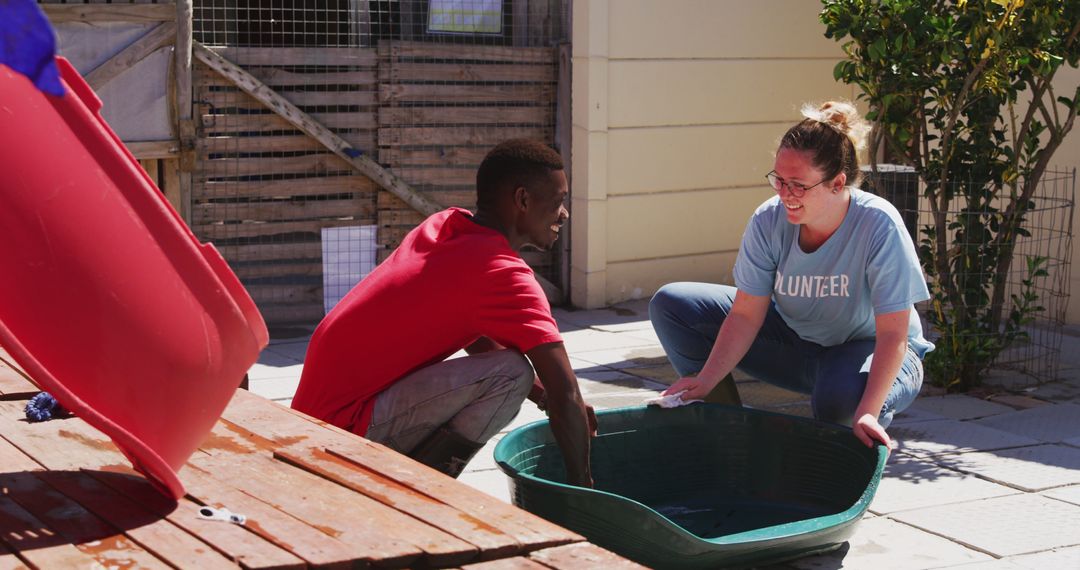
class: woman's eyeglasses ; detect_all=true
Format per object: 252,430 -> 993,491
765,171 -> 828,198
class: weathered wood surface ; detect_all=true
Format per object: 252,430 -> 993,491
0,360 -> 632,568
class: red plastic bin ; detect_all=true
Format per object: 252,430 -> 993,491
0,58 -> 269,499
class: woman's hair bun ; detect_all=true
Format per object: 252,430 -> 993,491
801,101 -> 870,152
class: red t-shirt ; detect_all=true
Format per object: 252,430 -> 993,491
291,208 -> 563,435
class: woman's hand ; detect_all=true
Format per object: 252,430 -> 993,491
853,412 -> 895,450
661,375 -> 718,401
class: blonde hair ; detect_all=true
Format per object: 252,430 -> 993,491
781,101 -> 870,187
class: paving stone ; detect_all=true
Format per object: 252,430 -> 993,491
1026,378 -> 1080,403
930,559 -> 1028,569
931,444 -> 1080,492
972,402 -> 1080,444
786,516 -> 991,569
620,364 -> 680,386
553,299 -> 650,330
620,327 -> 661,344
459,467 -> 512,503
984,393 -> 1051,411
248,376 -> 301,401
1041,484 -> 1080,507
893,405 -> 947,425
560,328 -> 659,354
575,369 -> 667,395
909,394 -> 1015,421
254,349 -> 302,367
247,361 -> 304,380
1007,546 -> 1080,569
890,494 -> 1080,557
890,419 -> 1040,457
261,340 -> 310,362
869,454 -> 1018,515
568,345 -> 671,368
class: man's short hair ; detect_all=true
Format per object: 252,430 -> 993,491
476,139 -> 564,212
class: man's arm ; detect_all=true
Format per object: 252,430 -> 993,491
525,341 -> 593,488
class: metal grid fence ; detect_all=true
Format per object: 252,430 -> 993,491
865,166 -> 1075,388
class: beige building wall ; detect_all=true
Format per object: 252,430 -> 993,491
1057,65 -> 1080,324
570,0 -> 857,308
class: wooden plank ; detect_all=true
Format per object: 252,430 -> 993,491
162,158 -> 182,213
200,110 -> 377,134
191,435 -> 471,567
85,22 -> 176,91
210,47 -> 377,67
41,4 -> 177,23
379,125 -> 551,147
461,557 -> 549,569
256,303 -> 327,324
0,360 -> 38,400
381,62 -> 555,84
140,159 -> 160,188
277,447 -> 521,558
198,134 -> 335,155
91,468 -> 308,570
196,176 -> 376,199
379,83 -> 555,104
36,471 -> 239,570
0,472 -> 171,569
395,167 -> 477,186
198,154 -> 356,179
0,404 -> 307,569
378,146 -> 490,167
215,242 -> 323,263
176,465 -> 363,568
128,140 -> 179,160
0,496 -> 101,568
196,67 -> 377,87
384,42 -> 555,64
194,218 -> 365,240
528,543 -> 646,569
0,540 -> 29,570
221,390 -> 583,550
194,42 -> 443,217
198,88 -> 379,110
193,197 -> 374,225
232,262 -> 323,280
245,284 -> 321,305
379,106 -> 551,126
0,437 -> 41,472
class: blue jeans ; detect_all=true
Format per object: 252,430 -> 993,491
649,282 -> 922,428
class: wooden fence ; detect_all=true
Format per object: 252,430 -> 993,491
193,42 -> 559,324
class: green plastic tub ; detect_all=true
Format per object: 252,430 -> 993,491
495,404 -> 887,569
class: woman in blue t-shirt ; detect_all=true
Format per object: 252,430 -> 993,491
650,101 -> 933,448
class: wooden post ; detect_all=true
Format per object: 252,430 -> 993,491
175,0 -> 194,223
193,42 -> 443,217
512,0 -> 529,46
554,42 -> 571,302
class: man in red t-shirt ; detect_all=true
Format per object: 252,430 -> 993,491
292,139 -> 594,485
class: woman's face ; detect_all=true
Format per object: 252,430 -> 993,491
771,148 -> 846,228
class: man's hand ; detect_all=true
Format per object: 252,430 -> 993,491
853,413 -> 894,450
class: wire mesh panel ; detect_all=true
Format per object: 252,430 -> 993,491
192,0 -> 569,326
865,166 -> 1076,388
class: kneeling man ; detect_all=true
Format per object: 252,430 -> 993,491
292,139 -> 594,486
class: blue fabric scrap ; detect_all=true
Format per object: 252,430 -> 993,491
24,391 -> 68,422
0,0 -> 64,96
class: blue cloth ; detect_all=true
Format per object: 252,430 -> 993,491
24,391 -> 68,422
733,188 -> 934,357
0,0 -> 64,96
649,282 -> 923,428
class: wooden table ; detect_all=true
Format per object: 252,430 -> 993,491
0,355 -> 643,569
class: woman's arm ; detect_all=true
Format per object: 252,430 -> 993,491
661,290 -> 771,400
853,309 -> 910,448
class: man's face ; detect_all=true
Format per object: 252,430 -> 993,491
519,169 -> 569,251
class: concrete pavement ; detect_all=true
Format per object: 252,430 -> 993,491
246,299 -> 1080,569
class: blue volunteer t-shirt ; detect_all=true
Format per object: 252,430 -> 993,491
733,189 -> 934,358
